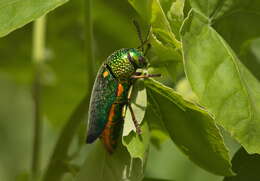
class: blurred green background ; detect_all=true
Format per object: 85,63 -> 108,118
0,0 -> 232,180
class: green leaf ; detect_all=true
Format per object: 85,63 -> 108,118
128,0 -> 152,22
145,78 -> 233,176
75,142 -> 143,181
239,39 -> 260,81
167,0 -> 185,39
191,1 -> 260,80
213,0 -> 260,52
175,77 -> 198,103
212,1 -> 260,79
129,0 -> 184,84
129,0 -> 182,64
0,0 -> 68,37
122,120 -> 150,166
146,96 -> 169,148
151,0 -> 181,48
181,10 -> 260,154
224,147 -> 260,181
189,0 -> 222,18
0,1 -> 88,127
189,0 -> 241,20
149,34 -> 181,64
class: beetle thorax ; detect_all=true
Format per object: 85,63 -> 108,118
106,49 -> 136,80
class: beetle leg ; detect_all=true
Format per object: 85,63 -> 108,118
117,100 -> 142,135
124,85 -> 142,135
128,102 -> 142,135
131,73 -> 161,79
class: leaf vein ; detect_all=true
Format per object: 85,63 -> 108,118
212,27 -> 253,127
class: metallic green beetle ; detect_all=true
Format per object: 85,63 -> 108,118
86,24 -> 159,153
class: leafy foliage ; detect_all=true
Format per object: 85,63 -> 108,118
181,7 -> 260,154
0,0 -> 68,37
145,79 -> 233,175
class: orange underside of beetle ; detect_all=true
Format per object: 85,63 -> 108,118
100,83 -> 125,153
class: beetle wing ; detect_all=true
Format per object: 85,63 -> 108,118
86,64 -> 118,143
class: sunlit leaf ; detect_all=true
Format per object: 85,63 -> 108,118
129,0 -> 182,64
149,34 -> 181,63
123,120 -> 150,166
167,0 -> 185,39
151,0 -> 181,49
212,1 -> 260,80
239,38 -> 260,81
181,10 -> 260,154
0,0 -> 68,37
213,0 -> 260,52
175,77 -> 198,103
193,0 -> 260,81
145,78 -> 233,176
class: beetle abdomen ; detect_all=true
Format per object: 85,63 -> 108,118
100,103 -> 124,153
100,82 -> 131,153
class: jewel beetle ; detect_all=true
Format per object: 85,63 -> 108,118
86,22 -> 160,153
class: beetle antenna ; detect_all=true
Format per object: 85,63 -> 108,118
144,25 -> 152,56
144,25 -> 151,42
133,20 -> 144,51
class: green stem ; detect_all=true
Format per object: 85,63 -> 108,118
31,16 -> 46,180
42,0 -> 95,180
33,17 -> 46,63
42,96 -> 89,181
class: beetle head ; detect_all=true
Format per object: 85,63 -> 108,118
127,48 -> 148,69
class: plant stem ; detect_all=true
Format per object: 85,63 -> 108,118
33,16 -> 46,63
31,16 -> 46,180
42,0 -> 95,180
42,96 -> 89,181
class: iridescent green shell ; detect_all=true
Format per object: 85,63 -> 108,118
106,48 -> 144,80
